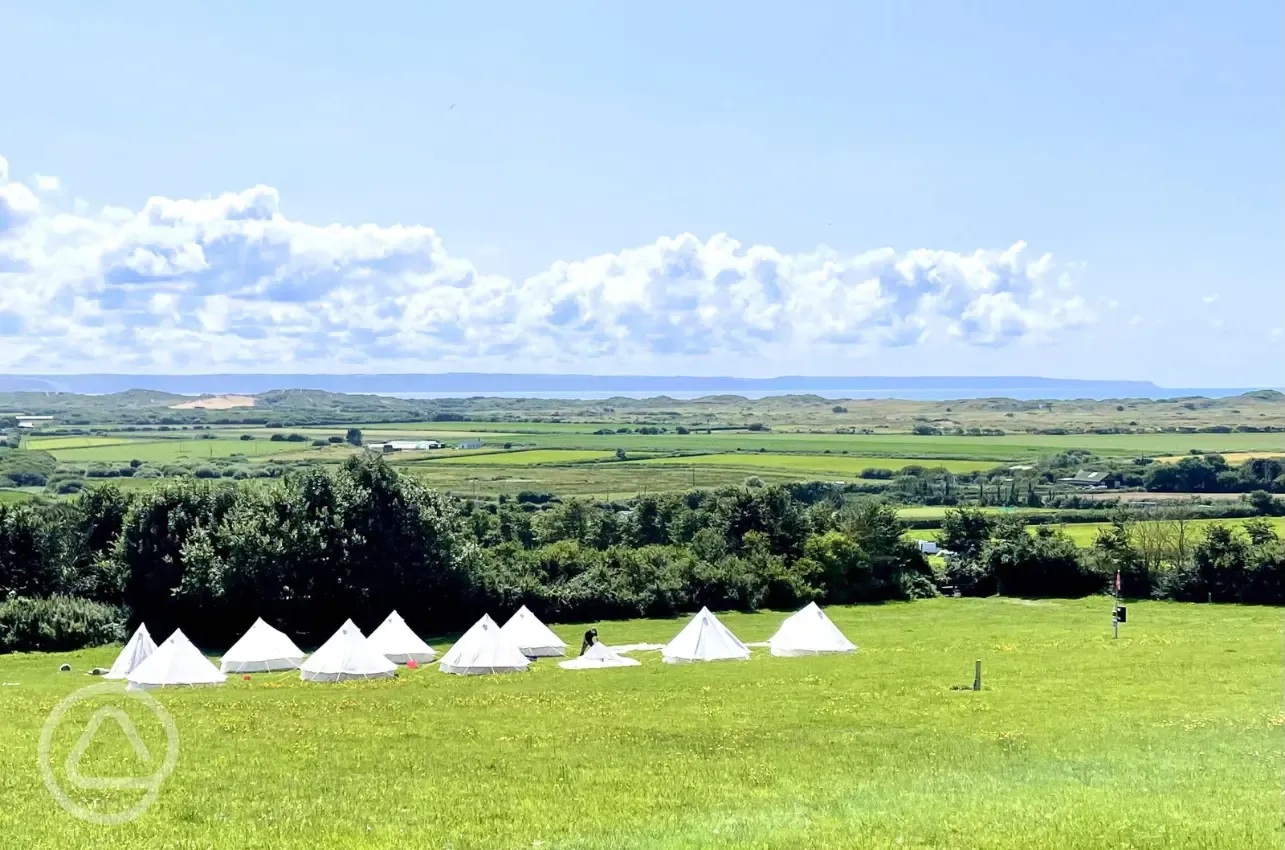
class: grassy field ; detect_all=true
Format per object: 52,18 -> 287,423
30,424 -> 1284,467
419,449 -> 621,466
909,517 -> 1285,547
32,437 -> 307,463
377,430 -> 1283,459
0,599 -> 1279,849
403,463 -> 816,499
634,452 -> 1001,475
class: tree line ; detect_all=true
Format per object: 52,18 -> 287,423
1,457 -> 1281,653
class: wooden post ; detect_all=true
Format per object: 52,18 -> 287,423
973,660 -> 982,691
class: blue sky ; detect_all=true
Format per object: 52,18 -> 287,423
1,1 -> 1281,385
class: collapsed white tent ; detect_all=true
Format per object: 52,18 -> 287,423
300,620 -> 397,683
104,624 -> 156,680
367,610 -> 437,664
499,605 -> 567,657
768,602 -> 857,657
127,629 -> 227,690
220,618 -> 306,673
662,607 -> 751,664
558,641 -> 641,670
439,614 -> 531,675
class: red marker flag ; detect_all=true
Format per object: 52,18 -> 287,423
1115,571 -> 1121,593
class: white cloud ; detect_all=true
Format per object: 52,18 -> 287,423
0,156 -> 1095,372
1202,294 -> 1219,304
33,174 -> 60,192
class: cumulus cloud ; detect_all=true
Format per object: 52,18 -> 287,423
0,156 -> 1094,372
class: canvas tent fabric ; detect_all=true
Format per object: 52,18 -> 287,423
127,629 -> 227,690
367,610 -> 437,664
662,607 -> 751,664
558,641 -> 642,670
220,618 -> 306,673
439,614 -> 531,675
300,620 -> 397,683
499,605 -> 567,657
768,602 -> 857,657
104,624 -> 156,680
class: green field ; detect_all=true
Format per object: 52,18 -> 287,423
0,599 -> 1279,849
29,423 -> 1284,470
909,517 -> 1285,547
635,452 -> 1000,475
419,449 -> 620,466
33,438 -> 326,463
369,430 -> 1284,459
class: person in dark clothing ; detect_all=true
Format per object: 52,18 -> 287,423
580,628 -> 598,656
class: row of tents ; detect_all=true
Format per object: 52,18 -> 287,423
105,602 -> 857,689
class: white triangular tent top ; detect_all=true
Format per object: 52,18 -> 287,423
439,614 -> 531,675
220,618 -> 306,673
127,629 -> 227,689
104,624 -> 156,680
499,605 -> 567,657
768,602 -> 857,657
558,640 -> 642,670
300,619 -> 397,682
367,610 -> 437,664
662,607 -> 751,664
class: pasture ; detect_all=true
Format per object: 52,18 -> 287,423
633,452 -> 1000,475
0,599 -> 1279,849
29,436 -> 304,463
419,449 -> 621,466
909,517 -> 1285,548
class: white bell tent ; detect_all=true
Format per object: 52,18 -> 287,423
768,602 -> 857,657
220,618 -> 306,673
438,614 -> 531,675
127,629 -> 227,690
558,641 -> 641,670
662,607 -> 751,664
104,624 -> 157,680
499,605 -> 567,657
299,619 -> 397,683
367,610 -> 437,664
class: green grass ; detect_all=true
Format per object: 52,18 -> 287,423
419,449 -> 621,466
0,599 -> 1278,848
215,426 -> 1285,460
0,488 -> 39,504
634,453 -> 1001,475
24,437 -> 138,451
38,439 -> 319,463
909,517 -> 1285,547
896,506 -> 1060,519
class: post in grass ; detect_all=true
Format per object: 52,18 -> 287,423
1112,570 -> 1121,639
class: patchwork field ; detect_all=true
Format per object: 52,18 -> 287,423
0,599 -> 1279,849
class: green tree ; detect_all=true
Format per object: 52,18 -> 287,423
939,507 -> 991,562
345,427 -> 363,447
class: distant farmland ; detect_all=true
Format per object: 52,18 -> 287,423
633,453 -> 1001,475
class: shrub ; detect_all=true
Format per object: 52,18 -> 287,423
327,436 -> 344,444
193,466 -> 221,479
240,434 -> 255,441
56,480 -> 84,494
0,596 -> 125,653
